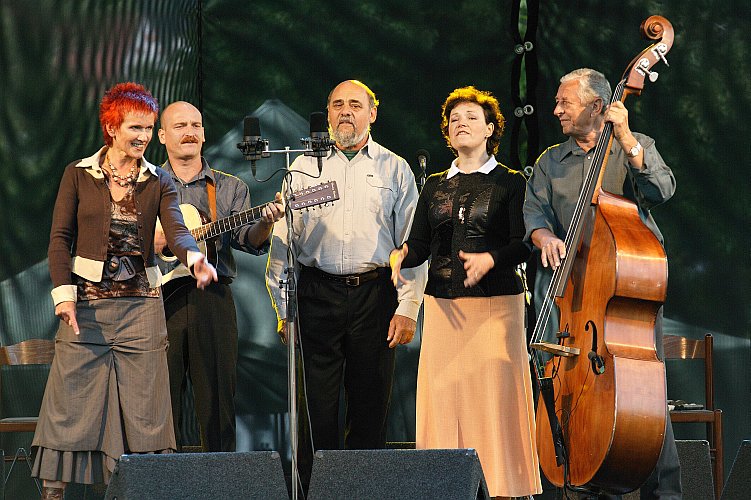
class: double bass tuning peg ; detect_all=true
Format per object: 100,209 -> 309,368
637,58 -> 659,82
653,42 -> 670,67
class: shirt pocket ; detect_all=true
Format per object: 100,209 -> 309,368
365,174 -> 395,215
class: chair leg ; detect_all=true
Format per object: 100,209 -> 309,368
711,412 -> 723,500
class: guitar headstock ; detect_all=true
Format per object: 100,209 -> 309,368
289,181 -> 340,210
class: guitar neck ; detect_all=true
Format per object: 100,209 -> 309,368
188,181 -> 339,243
192,204 -> 265,242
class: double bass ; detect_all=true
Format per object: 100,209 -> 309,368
529,16 -> 675,494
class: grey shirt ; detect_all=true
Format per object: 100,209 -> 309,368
523,133 -> 675,244
160,158 -> 268,280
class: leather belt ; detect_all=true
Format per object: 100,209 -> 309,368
302,266 -> 383,287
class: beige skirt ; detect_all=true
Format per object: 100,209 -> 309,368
416,294 -> 542,497
32,296 -> 176,484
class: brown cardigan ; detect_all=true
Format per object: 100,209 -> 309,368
48,147 -> 199,303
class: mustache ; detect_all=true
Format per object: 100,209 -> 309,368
181,136 -> 200,144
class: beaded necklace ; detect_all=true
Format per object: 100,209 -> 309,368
106,155 -> 138,187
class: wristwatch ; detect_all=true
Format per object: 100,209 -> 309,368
627,141 -> 642,158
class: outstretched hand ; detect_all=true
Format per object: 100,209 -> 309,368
193,256 -> 218,289
389,244 -> 410,287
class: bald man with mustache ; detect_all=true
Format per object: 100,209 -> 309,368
155,102 -> 283,452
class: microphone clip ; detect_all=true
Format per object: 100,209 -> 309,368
301,136 -> 335,158
237,138 -> 270,162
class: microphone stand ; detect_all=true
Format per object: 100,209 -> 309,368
239,124 -> 331,500
262,143 -> 320,500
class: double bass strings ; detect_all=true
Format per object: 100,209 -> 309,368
529,80 -> 628,372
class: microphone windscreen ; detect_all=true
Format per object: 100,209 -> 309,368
416,149 -> 430,164
310,112 -> 327,134
243,116 -> 261,137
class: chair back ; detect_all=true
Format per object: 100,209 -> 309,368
664,333 -> 723,498
663,333 -> 714,410
0,339 -> 55,366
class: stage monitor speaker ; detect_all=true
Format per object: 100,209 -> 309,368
104,451 -> 288,500
307,448 -> 489,500
721,440 -> 751,500
675,440 -> 714,500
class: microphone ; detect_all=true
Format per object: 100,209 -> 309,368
236,116 -> 269,177
303,112 -> 335,175
415,149 -> 430,191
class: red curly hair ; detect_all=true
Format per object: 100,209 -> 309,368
99,82 -> 159,146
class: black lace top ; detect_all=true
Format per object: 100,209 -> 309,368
401,164 -> 530,298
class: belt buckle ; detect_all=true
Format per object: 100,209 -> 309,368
345,275 -> 360,286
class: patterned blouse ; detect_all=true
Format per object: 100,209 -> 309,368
76,186 -> 158,300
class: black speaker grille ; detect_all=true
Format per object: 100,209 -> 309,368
104,451 -> 288,500
308,449 -> 489,500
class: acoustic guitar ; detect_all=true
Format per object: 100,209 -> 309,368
157,181 -> 339,283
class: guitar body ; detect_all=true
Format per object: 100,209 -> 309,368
156,204 -> 218,283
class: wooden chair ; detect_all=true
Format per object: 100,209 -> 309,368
0,338 -> 55,489
664,333 -> 723,499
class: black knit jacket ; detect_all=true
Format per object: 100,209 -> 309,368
401,164 -> 531,298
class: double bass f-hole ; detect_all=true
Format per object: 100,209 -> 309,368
585,321 -> 605,376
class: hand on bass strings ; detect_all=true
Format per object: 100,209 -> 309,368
531,228 -> 567,270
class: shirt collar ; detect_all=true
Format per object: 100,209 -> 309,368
162,157 -> 214,184
561,135 -> 618,158
76,146 -> 158,177
446,154 -> 498,179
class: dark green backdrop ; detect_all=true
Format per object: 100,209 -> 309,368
1,0 -> 748,496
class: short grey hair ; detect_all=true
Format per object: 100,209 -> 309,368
560,68 -> 612,112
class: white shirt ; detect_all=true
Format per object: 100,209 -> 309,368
266,136 -> 427,320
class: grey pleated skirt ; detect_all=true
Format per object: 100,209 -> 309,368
32,296 -> 176,484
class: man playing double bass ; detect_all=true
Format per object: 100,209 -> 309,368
523,68 -> 681,499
